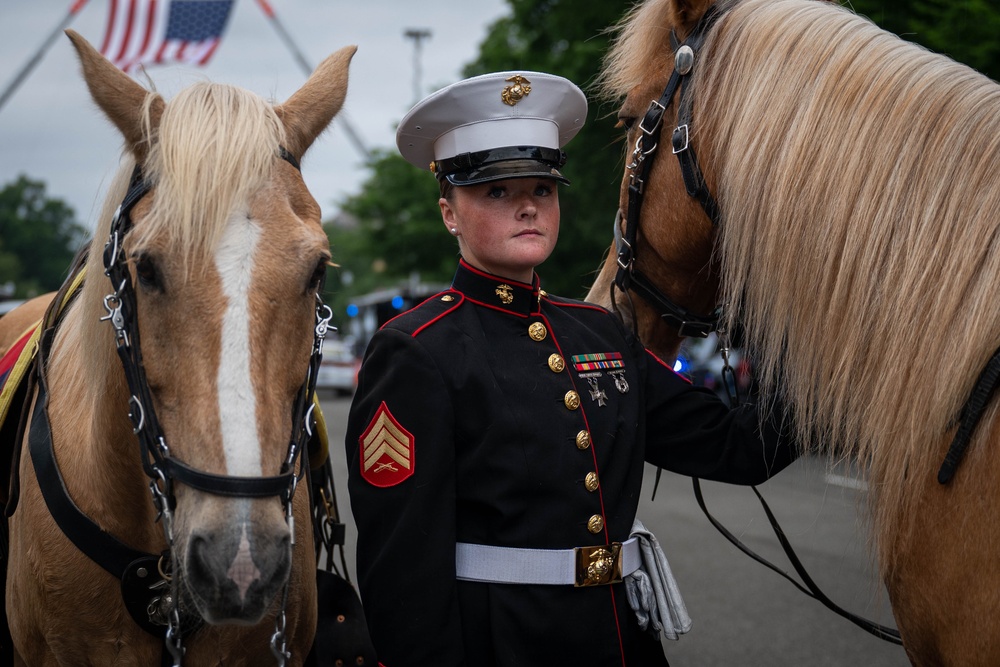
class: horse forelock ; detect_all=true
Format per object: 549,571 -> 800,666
689,0 -> 1000,555
135,81 -> 286,272
70,83 -> 288,403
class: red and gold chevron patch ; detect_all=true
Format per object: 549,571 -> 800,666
359,401 -> 414,487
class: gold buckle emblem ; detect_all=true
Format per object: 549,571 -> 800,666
496,283 -> 514,305
574,543 -> 623,587
501,75 -> 532,106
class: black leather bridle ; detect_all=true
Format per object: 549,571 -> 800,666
613,3 -> 726,338
101,146 -> 323,514
29,146 -> 332,666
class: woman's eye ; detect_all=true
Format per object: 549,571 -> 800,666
487,186 -> 505,199
534,184 -> 553,196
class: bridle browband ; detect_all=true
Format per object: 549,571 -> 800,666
30,145 -> 331,667
613,3 -> 725,338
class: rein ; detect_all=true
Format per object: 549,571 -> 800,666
613,4 -> 724,339
623,3 -> 903,647
30,147 -> 332,667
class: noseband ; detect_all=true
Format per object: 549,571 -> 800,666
613,3 -> 726,338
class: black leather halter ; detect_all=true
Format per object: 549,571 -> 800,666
613,4 -> 726,338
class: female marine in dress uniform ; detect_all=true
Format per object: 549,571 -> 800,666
345,71 -> 797,666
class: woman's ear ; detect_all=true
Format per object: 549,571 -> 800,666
440,197 -> 457,233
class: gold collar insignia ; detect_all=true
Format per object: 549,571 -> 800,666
495,283 -> 514,305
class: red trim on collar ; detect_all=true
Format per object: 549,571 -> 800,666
458,258 -> 537,290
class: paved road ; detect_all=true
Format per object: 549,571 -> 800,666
319,393 -> 910,666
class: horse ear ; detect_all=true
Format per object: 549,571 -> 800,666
671,0 -> 717,37
65,29 -> 163,161
275,45 -> 357,161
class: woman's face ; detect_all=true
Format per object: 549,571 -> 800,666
439,177 -> 560,284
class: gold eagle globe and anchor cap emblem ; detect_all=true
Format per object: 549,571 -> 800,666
501,75 -> 532,106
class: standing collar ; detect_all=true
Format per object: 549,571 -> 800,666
451,259 -> 544,316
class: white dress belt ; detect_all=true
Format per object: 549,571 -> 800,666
455,537 -> 640,586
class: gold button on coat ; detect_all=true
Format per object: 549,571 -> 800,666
587,515 -> 604,534
564,390 -> 580,410
547,354 -> 565,373
528,322 -> 547,341
575,430 -> 591,450
585,472 -> 599,492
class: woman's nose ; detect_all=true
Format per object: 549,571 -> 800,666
517,198 -> 537,218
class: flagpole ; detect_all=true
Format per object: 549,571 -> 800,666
255,0 -> 372,162
0,0 -> 91,115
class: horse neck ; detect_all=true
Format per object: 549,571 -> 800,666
44,299 -> 161,542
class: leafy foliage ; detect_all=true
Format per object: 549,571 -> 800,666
0,175 -> 86,298
849,0 -> 1000,80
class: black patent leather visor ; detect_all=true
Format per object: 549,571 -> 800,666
436,146 -> 569,186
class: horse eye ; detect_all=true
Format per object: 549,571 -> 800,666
134,255 -> 159,290
618,116 -> 636,131
309,259 -> 328,291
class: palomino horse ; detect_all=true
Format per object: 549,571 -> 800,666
587,0 -> 1000,665
0,32 -> 355,665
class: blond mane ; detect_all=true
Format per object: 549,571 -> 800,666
603,0 -> 1000,562
69,81 -> 286,407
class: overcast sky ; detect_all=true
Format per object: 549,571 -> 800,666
0,0 -> 508,229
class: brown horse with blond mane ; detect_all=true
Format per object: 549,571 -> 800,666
588,0 -> 1000,665
0,31 -> 355,665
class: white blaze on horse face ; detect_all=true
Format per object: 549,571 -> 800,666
215,210 -> 263,477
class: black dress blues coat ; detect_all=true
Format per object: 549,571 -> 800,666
345,260 -> 796,667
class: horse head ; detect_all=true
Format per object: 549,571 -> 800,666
66,31 -> 355,626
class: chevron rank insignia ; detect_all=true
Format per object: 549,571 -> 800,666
360,402 -> 415,487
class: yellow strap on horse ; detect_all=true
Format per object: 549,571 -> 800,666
309,392 -> 330,470
0,268 -> 87,430
0,323 -> 42,429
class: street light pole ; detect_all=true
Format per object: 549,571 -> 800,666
403,29 -> 432,105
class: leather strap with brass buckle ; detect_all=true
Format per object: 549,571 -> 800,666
574,543 -> 623,587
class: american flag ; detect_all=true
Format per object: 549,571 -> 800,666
100,0 -> 236,72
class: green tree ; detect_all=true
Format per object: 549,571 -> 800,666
849,0 -> 999,80
0,175 -> 86,298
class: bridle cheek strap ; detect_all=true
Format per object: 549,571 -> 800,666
614,4 -> 725,338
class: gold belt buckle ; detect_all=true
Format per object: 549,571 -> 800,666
574,542 -> 623,587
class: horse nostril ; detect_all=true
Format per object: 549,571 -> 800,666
187,533 -> 221,586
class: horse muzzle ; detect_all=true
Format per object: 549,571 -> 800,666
180,514 -> 292,625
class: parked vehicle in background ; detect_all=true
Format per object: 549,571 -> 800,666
316,338 -> 360,397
